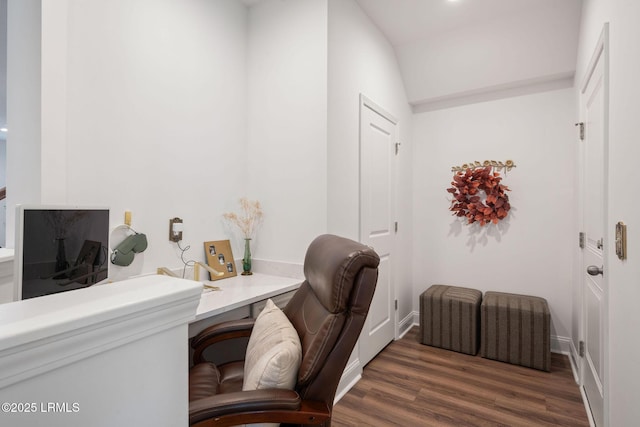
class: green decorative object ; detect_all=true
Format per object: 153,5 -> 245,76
242,238 -> 252,275
223,198 -> 263,276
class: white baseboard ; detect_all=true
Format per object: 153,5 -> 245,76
334,358 -> 362,404
409,310 -> 574,356
334,311 -> 414,404
567,339 -> 581,384
335,311 -> 416,403
579,382 -> 597,427
412,310 -> 420,328
551,334 -> 572,356
398,311 -> 415,338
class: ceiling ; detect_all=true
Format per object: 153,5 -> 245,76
245,0 -> 583,110
354,0 -> 575,45
354,0 -> 584,109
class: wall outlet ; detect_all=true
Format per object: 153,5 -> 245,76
169,217 -> 183,242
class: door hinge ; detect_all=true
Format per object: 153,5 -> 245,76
579,341 -> 585,357
575,122 -> 585,141
395,299 -> 398,310
394,221 -> 398,233
579,232 -> 585,249
616,221 -> 627,260
395,142 -> 401,155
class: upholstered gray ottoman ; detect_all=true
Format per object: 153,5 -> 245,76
420,285 -> 482,355
480,292 -> 551,371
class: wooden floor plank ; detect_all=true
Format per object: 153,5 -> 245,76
332,327 -> 589,426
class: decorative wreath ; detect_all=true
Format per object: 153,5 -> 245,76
447,166 -> 511,226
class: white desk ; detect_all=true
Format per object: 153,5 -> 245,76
190,272 -> 302,338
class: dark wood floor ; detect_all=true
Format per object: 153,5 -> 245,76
332,327 -> 590,426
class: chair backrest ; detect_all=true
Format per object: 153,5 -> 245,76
283,234 -> 380,412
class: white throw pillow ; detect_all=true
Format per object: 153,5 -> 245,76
243,299 -> 302,391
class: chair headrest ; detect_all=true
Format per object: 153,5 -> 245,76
303,234 -> 380,313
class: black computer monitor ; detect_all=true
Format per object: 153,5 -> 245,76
15,205 -> 110,300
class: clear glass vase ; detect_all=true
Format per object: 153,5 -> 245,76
242,238 -> 252,275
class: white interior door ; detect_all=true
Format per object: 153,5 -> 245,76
359,95 -> 396,367
579,25 -> 609,427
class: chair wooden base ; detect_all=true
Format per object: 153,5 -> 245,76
191,400 -> 330,427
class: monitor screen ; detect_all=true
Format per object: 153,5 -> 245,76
15,206 -> 110,300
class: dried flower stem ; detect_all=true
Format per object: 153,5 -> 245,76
223,198 -> 263,239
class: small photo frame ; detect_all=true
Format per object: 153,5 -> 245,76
204,240 -> 237,281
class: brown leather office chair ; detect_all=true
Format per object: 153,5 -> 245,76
189,234 -> 380,426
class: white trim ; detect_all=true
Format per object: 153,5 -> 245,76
412,72 -> 574,113
580,384 -> 598,427
398,311 -> 415,338
577,22 -> 610,427
567,342 -> 592,426
568,339 -> 581,384
581,25 -> 608,94
335,358 -> 362,404
0,275 -> 202,388
358,93 -> 399,364
410,316 -> 574,356
551,334 -> 573,355
360,94 -> 398,124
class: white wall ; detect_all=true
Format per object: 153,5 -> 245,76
66,0 -> 248,280
396,0 -> 581,107
6,0 -> 71,239
6,0 -> 42,248
0,140 -> 5,246
40,0 -> 68,205
575,1 -> 640,425
412,88 -> 575,347
0,0 -> 5,247
0,0 -> 6,129
8,0 -> 248,280
246,0 -> 328,263
327,0 -> 414,330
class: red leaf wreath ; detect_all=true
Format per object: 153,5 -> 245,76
447,166 -> 511,226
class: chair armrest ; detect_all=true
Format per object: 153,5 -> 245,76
189,389 -> 330,427
191,318 -> 256,364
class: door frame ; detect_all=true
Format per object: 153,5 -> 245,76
359,93 -> 399,341
578,22 -> 610,426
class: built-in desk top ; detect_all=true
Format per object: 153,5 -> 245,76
195,273 -> 302,322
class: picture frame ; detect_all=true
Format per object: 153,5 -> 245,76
203,240 -> 237,281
